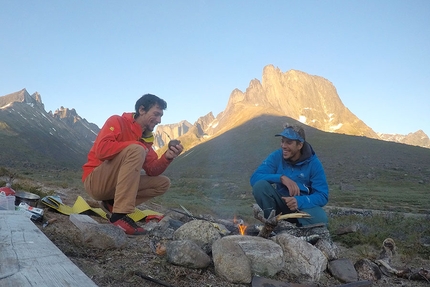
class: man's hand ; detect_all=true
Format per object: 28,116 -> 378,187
282,196 -> 298,211
165,142 -> 183,160
280,175 -> 300,196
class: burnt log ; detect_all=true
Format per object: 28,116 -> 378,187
252,204 -> 311,238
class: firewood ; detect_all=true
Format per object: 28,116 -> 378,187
252,204 -> 312,238
257,209 -> 277,238
277,212 -> 311,220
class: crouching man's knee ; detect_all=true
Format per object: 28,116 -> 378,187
157,175 -> 171,195
252,180 -> 273,197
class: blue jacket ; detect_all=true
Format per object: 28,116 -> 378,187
250,142 -> 329,210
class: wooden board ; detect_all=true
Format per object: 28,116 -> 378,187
0,210 -> 97,287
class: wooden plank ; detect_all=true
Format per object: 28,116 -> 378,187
0,210 -> 97,287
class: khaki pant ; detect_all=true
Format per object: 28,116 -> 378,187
84,144 -> 171,214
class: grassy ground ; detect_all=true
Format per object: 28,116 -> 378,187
2,165 -> 430,286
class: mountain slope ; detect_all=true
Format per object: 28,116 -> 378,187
158,115 -> 430,219
0,89 -> 99,170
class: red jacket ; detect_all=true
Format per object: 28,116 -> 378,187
82,112 -> 171,181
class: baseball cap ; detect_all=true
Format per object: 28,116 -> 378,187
275,127 -> 305,142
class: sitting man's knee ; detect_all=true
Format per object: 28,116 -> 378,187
125,144 -> 147,155
253,179 -> 271,189
252,180 -> 271,195
153,176 -> 171,196
161,176 -> 171,190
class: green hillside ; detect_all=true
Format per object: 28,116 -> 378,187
157,115 -> 430,221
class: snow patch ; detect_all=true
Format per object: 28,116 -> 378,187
329,123 -> 343,131
17,112 -> 27,120
0,103 -> 12,109
81,121 -> 98,135
41,113 -> 53,123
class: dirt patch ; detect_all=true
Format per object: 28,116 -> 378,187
35,190 -> 429,287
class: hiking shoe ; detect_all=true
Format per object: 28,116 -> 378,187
110,215 -> 147,236
100,200 -> 114,214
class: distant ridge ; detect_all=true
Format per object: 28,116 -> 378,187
378,130 -> 430,148
0,88 -> 44,110
155,65 -> 429,152
0,88 -> 99,170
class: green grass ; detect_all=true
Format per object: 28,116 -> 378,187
0,168 -> 83,198
328,179 -> 430,214
328,212 -> 430,261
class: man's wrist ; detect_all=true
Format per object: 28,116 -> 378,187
164,153 -> 174,161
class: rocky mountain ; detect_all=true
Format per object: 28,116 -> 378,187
153,120 -> 193,151
378,130 -> 430,148
0,89 -> 99,170
50,106 -> 100,143
1,65 -> 428,172
154,65 -> 429,151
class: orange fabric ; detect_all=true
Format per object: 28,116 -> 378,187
82,112 -> 171,181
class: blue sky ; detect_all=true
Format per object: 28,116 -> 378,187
1,1 -> 429,136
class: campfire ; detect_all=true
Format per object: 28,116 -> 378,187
233,216 -> 247,235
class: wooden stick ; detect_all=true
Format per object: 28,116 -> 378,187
277,212 -> 311,220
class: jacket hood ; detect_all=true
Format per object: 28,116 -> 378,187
121,112 -> 154,143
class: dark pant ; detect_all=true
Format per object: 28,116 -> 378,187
252,180 -> 328,226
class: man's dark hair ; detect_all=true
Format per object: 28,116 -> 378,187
134,94 -> 167,118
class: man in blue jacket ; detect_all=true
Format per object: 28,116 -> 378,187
250,123 -> 329,226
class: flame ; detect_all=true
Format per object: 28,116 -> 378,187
238,223 -> 247,236
233,216 -> 247,236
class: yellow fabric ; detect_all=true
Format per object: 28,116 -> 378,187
141,133 -> 154,143
41,195 -> 162,222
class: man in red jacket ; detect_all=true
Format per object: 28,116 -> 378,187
82,94 -> 183,235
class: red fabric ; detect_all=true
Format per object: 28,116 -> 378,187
82,112 -> 170,181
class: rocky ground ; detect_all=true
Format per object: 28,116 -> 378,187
32,188 -> 430,287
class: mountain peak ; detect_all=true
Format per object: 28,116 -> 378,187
379,130 -> 430,148
53,106 -> 79,117
156,65 -> 428,150
0,88 -> 44,110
